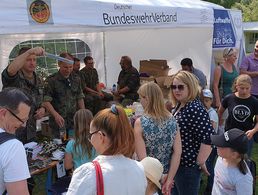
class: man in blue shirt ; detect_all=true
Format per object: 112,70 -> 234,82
181,58 -> 207,89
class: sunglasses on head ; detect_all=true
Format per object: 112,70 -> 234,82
170,84 -> 185,91
225,48 -> 233,57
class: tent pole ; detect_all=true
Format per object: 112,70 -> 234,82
103,31 -> 107,86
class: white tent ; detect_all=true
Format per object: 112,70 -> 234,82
0,0 -> 228,88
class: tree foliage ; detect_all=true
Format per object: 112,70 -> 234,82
204,0 -> 258,22
203,0 -> 239,8
233,0 -> 258,22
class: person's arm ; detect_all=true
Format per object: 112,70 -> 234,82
84,86 -> 99,95
34,107 -> 46,120
77,98 -> 85,109
64,153 -> 74,170
240,69 -> 258,78
42,101 -> 64,128
218,105 -> 225,126
239,56 -> 258,78
162,130 -> 182,194
196,143 -> 212,175
213,66 -> 222,108
134,118 -> 147,160
5,180 -> 30,195
117,86 -> 130,95
246,115 -> 258,140
7,47 -> 45,76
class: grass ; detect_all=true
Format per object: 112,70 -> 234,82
199,142 -> 258,194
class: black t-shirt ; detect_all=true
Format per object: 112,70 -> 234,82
222,94 -> 258,132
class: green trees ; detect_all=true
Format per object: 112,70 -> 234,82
204,0 -> 258,22
233,0 -> 258,22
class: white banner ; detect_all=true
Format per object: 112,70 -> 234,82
0,0 -> 214,34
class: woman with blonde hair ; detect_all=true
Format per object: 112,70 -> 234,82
134,82 -> 181,194
213,48 -> 239,108
67,105 -> 147,195
170,71 -> 213,195
218,74 -> 258,157
64,109 -> 96,170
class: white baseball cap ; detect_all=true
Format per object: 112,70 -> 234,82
140,157 -> 163,189
202,89 -> 213,99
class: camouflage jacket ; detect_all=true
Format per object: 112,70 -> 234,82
1,68 -> 44,141
43,71 -> 84,130
80,67 -> 99,92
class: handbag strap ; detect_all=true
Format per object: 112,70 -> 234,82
92,161 -> 104,195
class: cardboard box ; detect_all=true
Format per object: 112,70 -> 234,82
139,59 -> 170,77
155,76 -> 172,99
140,76 -> 155,85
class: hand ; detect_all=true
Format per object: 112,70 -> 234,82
54,113 -> 65,128
161,176 -> 174,195
112,91 -> 120,96
34,107 -> 45,119
98,92 -> 104,98
215,100 -> 220,109
246,129 -> 255,140
28,47 -> 45,56
198,163 -> 210,176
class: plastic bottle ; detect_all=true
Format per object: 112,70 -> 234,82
112,84 -> 117,92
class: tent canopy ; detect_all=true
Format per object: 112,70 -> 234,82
0,0 -> 225,88
0,0 -> 224,34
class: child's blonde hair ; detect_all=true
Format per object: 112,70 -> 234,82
232,74 -> 252,92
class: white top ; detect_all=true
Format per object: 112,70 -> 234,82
207,107 -> 219,134
0,128 -> 30,194
67,155 -> 147,195
212,157 -> 253,195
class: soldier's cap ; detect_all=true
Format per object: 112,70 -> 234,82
211,128 -> 248,154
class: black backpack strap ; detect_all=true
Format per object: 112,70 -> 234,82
0,132 -> 16,145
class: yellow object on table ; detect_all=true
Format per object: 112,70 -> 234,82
124,108 -> 133,117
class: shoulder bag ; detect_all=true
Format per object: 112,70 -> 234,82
92,161 -> 104,195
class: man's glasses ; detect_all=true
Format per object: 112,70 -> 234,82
6,108 -> 26,125
87,130 -> 100,142
170,84 -> 185,91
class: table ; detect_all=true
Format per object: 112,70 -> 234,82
30,160 -> 58,195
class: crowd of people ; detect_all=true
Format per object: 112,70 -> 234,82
1,42 -> 258,195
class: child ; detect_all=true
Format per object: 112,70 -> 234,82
201,89 -> 219,195
201,89 -> 218,133
218,74 -> 258,157
140,157 -> 164,195
211,128 -> 253,195
64,109 -> 97,170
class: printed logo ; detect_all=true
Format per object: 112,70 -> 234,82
29,0 -> 50,23
232,105 -> 250,122
224,131 -> 229,141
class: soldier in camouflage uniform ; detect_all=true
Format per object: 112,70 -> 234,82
113,56 -> 140,107
80,56 -> 112,115
43,53 -> 85,138
73,57 -> 81,75
1,47 -> 46,143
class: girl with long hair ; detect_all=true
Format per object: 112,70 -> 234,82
134,82 -> 181,194
64,109 -> 96,170
218,74 -> 258,157
67,105 -> 147,195
211,128 -> 253,195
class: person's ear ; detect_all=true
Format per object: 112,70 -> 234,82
98,131 -> 106,143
